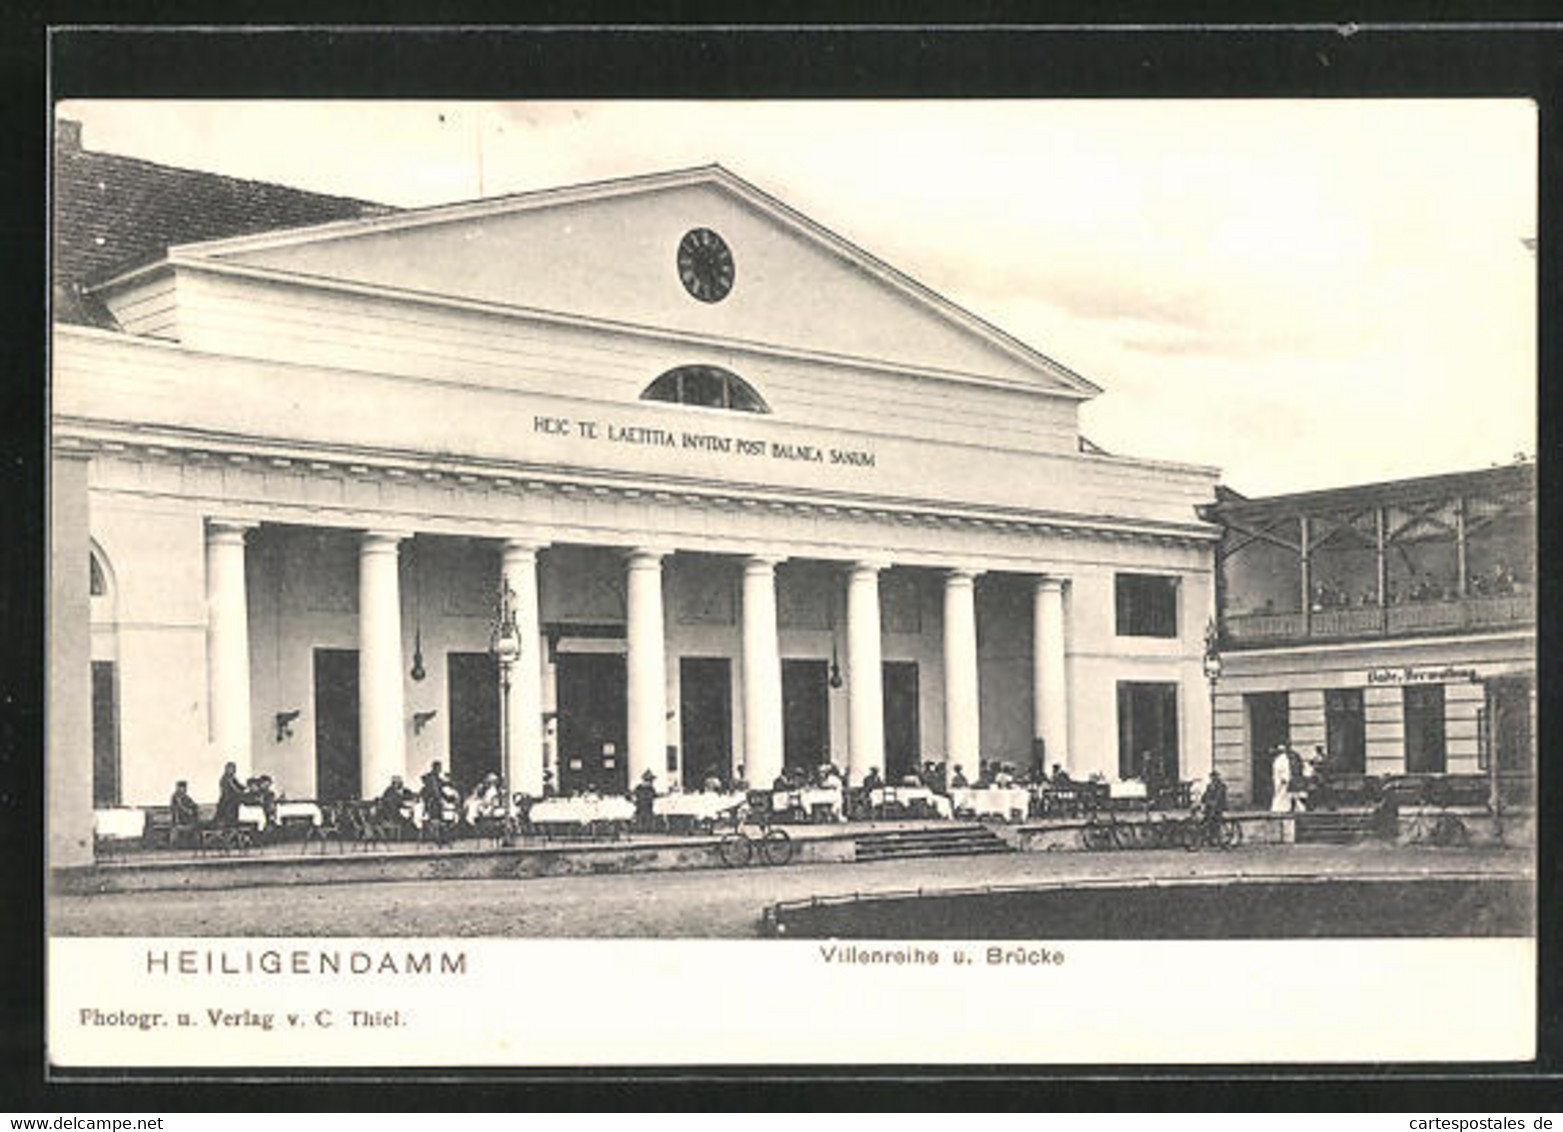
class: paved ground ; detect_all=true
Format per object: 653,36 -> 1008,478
50,843 -> 1532,938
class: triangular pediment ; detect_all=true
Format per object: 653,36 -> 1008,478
155,166 -> 1097,396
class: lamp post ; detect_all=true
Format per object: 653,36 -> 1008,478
489,580 -> 522,845
1202,619 -> 1223,785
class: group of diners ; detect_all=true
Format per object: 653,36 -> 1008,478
1308,560 -> 1526,612
141,747 -> 1202,849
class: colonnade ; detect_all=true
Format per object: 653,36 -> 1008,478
201,519 -> 1072,798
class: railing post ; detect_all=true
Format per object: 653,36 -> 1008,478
1375,505 -> 1389,634
1299,515 -> 1312,639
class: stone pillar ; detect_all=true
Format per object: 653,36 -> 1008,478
49,449 -> 94,869
741,555 -> 785,789
942,568 -> 981,770
625,548 -> 667,788
502,540 -> 546,798
205,518 -> 257,777
359,530 -> 408,798
846,561 -> 885,785
1033,576 -> 1069,773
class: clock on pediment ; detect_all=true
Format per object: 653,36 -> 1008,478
677,227 -> 735,303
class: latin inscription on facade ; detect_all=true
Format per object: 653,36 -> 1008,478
532,416 -> 876,469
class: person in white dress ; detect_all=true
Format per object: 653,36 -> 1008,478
1270,745 -> 1295,813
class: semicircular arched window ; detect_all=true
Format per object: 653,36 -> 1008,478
641,365 -> 770,414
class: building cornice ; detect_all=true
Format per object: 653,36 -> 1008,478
53,419 -> 1219,550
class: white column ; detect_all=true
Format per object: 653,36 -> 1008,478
359,530 -> 408,798
943,568 -> 981,770
742,555 -> 785,789
846,561 -> 885,786
502,540 -> 546,798
1033,576 -> 1069,774
625,548 -> 667,788
205,518 -> 256,777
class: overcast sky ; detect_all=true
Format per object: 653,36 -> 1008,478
58,99 -> 1536,496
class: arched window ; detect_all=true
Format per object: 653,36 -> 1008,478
89,553 -> 105,597
641,365 -> 770,414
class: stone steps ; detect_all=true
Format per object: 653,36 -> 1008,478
855,824 -> 1013,862
1295,812 -> 1379,845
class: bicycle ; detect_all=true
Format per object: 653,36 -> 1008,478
717,805 -> 794,868
1406,806 -> 1471,848
1078,807 -> 1135,851
1180,812 -> 1243,852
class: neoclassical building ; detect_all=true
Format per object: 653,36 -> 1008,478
49,125 -> 1221,866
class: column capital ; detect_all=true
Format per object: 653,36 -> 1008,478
624,546 -> 669,568
205,517 -> 258,543
848,558 -> 891,577
360,529 -> 412,553
500,537 -> 549,559
944,566 -> 984,584
742,553 -> 786,573
1035,575 -> 1068,594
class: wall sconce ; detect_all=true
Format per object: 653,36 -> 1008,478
413,709 -> 439,735
274,709 -> 301,743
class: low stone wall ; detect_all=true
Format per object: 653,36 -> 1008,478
55,831 -> 858,895
1012,811 -> 1294,853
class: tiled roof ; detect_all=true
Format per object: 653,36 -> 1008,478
52,120 -> 394,327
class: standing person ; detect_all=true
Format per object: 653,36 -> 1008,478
215,761 -> 244,826
1271,745 -> 1295,813
633,770 -> 658,833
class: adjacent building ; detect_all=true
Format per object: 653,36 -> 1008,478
50,122 -> 1223,866
1203,463 -> 1536,805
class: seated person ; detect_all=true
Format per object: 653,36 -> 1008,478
376,776 -> 418,829
1049,764 -> 1074,788
169,780 -> 200,833
900,772 -> 922,787
993,763 -> 1015,788
702,774 -> 724,794
819,764 -> 844,792
731,763 -> 749,793
949,764 -> 969,789
244,773 -> 279,830
772,771 -> 792,793
861,766 -> 884,795
541,769 -> 558,798
465,772 -> 504,824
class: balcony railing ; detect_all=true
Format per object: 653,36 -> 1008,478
1224,593 -> 1532,647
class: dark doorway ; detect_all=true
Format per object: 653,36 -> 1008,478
1246,692 -> 1290,807
882,661 -> 920,782
783,659 -> 830,773
91,660 -> 119,807
447,652 -> 500,793
313,648 -> 360,801
1404,685 -> 1447,774
1325,688 -> 1366,774
555,652 -> 628,795
1118,682 -> 1180,785
680,657 -> 732,790
1486,677 -> 1532,772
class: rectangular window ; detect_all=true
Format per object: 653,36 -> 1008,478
1117,681 -> 1180,783
1115,574 -> 1179,638
1324,688 -> 1366,774
91,660 -> 120,807
1403,685 -> 1447,774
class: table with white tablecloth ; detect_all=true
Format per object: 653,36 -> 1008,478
1109,780 -> 1148,800
528,796 -> 636,828
654,792 -> 746,823
275,801 -> 323,826
870,786 -> 953,819
771,786 -> 845,820
93,808 -> 147,840
949,786 -> 1030,820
